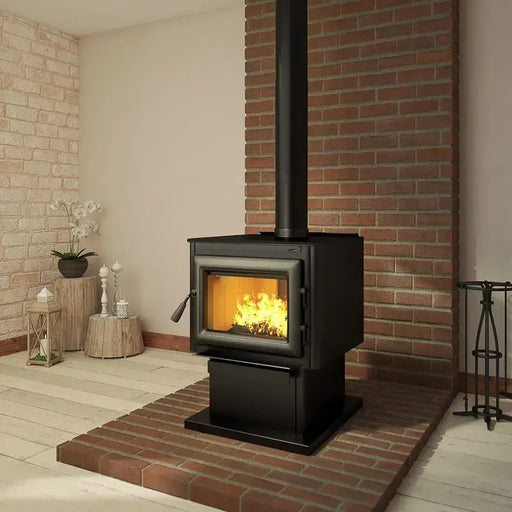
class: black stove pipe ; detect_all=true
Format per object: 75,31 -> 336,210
274,0 -> 308,240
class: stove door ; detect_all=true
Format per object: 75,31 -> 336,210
193,256 -> 303,357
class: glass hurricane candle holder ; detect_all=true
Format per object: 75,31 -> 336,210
116,299 -> 128,319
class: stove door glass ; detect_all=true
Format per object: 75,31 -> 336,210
205,274 -> 288,339
193,256 -> 303,357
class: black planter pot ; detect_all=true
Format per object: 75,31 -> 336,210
58,258 -> 88,278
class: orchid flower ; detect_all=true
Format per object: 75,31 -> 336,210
49,199 -> 102,259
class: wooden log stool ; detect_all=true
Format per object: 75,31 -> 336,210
84,314 -> 144,358
54,276 -> 99,351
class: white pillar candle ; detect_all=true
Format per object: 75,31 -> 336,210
40,336 -> 49,358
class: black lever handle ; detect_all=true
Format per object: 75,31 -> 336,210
171,290 -> 196,323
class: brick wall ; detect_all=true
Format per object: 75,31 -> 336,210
0,11 -> 79,340
245,0 -> 459,389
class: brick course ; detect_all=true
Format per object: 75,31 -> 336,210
58,377 -> 452,512
0,10 -> 78,340
244,0 -> 459,389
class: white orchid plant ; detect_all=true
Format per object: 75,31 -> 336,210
49,199 -> 102,260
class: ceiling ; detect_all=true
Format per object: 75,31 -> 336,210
0,0 -> 241,37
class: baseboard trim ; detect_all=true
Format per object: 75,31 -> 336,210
142,331 -> 190,352
18,335 -> 508,390
0,335 -> 26,357
2,333 -> 191,356
458,372 -> 512,395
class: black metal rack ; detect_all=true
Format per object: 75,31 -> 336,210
454,281 -> 512,429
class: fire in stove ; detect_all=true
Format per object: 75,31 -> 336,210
205,273 -> 288,339
233,292 -> 288,338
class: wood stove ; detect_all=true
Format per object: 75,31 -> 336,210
182,233 -> 363,454
172,0 -> 364,454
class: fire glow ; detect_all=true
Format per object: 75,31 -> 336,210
233,292 -> 288,338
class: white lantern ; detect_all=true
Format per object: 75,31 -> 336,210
26,302 -> 63,367
37,287 -> 54,303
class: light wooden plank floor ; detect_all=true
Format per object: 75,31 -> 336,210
0,348 -> 511,511
387,392 -> 512,512
0,348 -> 216,512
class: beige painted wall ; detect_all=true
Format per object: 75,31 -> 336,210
79,5 -> 245,336
460,1 -> 512,374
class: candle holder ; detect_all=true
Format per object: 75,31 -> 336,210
111,260 -> 123,316
116,299 -> 129,319
99,265 -> 109,317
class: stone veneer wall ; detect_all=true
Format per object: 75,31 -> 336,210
0,10 -> 79,340
245,0 -> 459,389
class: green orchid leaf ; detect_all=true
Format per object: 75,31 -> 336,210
77,251 -> 98,259
51,249 -> 97,260
51,250 -> 77,259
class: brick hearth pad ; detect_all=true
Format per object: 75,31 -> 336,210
57,378 -> 452,512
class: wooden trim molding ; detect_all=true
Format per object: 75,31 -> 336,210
1,333 -> 191,357
458,372 -> 512,395
0,335 -> 26,357
142,331 -> 190,352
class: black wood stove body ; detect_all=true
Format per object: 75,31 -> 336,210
184,233 -> 363,454
174,0 -> 364,454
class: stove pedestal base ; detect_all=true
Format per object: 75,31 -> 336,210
185,395 -> 362,455
184,357 -> 362,455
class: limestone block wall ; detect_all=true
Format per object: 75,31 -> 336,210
0,10 -> 79,340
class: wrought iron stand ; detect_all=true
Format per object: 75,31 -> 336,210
454,281 -> 512,429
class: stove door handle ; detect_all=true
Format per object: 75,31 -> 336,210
171,290 -> 197,323
300,287 -> 308,310
300,324 -> 308,347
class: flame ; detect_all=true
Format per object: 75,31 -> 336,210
233,292 -> 287,338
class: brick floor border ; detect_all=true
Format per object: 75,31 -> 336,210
57,378 -> 453,512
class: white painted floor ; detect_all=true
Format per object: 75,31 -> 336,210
0,348 -> 510,512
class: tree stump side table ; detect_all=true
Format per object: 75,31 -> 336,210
84,314 -> 144,358
55,276 -> 99,351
